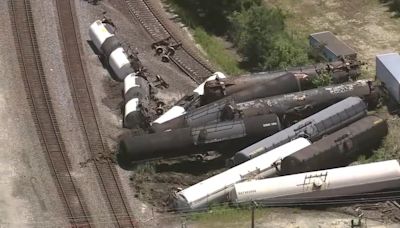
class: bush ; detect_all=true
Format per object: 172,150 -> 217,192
229,5 -> 308,70
392,0 -> 400,12
258,33 -> 309,70
168,0 -> 310,71
380,0 -> 400,13
168,0 -> 261,34
311,70 -> 333,87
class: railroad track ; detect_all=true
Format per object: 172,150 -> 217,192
54,0 -> 136,227
387,200 -> 400,222
8,0 -> 92,226
352,199 -> 400,223
124,0 -> 215,84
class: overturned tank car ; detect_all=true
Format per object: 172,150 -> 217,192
229,97 -> 368,166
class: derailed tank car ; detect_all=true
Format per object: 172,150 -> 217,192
153,60 -> 363,131
124,73 -> 151,128
201,59 -> 362,105
230,160 -> 400,205
118,114 -> 281,165
154,80 -> 373,133
230,97 -> 368,166
152,72 -> 226,125
174,138 -> 311,211
200,72 -> 312,106
236,79 -> 375,118
280,115 -> 388,175
152,72 -> 311,131
89,19 -> 150,128
89,19 -> 139,81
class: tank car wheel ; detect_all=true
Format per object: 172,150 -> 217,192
167,47 -> 175,56
156,108 -> 164,116
155,46 -> 165,55
161,55 -> 170,62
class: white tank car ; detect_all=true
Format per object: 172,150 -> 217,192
108,47 -> 134,81
124,73 -> 148,128
153,72 -> 226,124
89,20 -> 133,81
174,138 -> 311,210
90,19 -> 149,127
231,160 -> 400,204
89,20 -> 114,51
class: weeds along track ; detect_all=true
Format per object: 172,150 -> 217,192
355,200 -> 400,223
125,0 -> 215,84
8,0 -> 92,226
387,201 -> 400,223
54,0 -> 136,227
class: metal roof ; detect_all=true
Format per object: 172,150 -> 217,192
376,53 -> 400,83
310,31 -> 356,56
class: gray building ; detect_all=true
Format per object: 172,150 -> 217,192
309,31 -> 357,61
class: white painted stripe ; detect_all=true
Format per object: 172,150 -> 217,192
108,47 -> 130,78
124,98 -> 140,117
124,73 -> 139,94
193,72 -> 226,95
152,106 -> 186,124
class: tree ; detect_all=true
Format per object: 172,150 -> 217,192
258,33 -> 309,70
392,0 -> 400,12
229,5 -> 308,70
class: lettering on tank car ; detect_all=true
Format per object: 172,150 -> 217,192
283,94 -> 296,99
325,84 -> 354,94
263,122 -> 278,127
258,99 -> 278,107
293,95 -> 306,101
238,190 -> 257,195
236,101 -> 255,109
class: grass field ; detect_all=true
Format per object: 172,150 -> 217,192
266,0 -> 400,71
262,0 -> 400,162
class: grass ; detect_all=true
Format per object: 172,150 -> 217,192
165,0 -> 244,76
187,205 -> 268,228
367,106 -> 400,162
133,162 -> 156,175
193,28 -> 244,76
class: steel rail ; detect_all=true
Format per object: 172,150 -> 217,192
124,0 -> 215,84
54,0 -> 136,227
8,0 -> 92,226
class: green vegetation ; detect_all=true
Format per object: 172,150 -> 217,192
167,0 -> 244,75
228,4 -> 309,70
133,162 -> 156,174
188,205 -> 266,227
311,70 -> 332,87
193,27 -> 243,75
380,0 -> 400,15
167,0 -> 310,73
